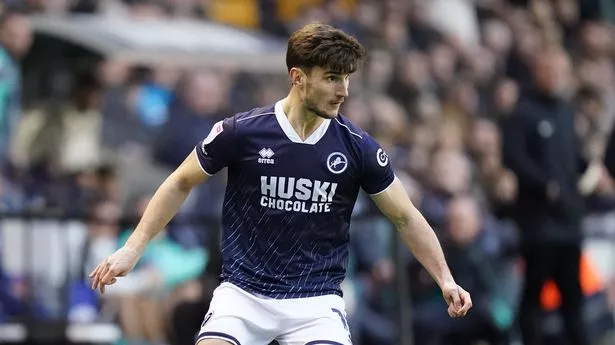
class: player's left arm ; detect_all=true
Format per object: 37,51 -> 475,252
370,178 -> 471,317
359,136 -> 471,317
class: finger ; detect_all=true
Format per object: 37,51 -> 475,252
451,288 -> 462,310
100,276 -> 119,293
458,288 -> 471,305
98,261 -> 112,283
89,264 -> 100,278
90,264 -> 100,289
91,263 -> 105,290
448,304 -> 459,318
100,278 -> 118,293
459,291 -> 473,315
101,266 -> 118,285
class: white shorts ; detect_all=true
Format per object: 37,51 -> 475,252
196,282 -> 352,345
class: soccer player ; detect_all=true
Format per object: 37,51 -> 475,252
90,23 -> 472,345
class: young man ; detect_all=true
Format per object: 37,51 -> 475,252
0,9 -> 32,166
90,24 -> 472,345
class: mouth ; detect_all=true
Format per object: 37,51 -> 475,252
330,100 -> 344,106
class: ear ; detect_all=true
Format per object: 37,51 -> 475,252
289,67 -> 305,87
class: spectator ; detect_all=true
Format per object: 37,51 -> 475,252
413,196 -> 518,345
0,9 -> 31,168
421,148 -> 473,228
501,48 -> 589,345
0,268 -> 27,322
154,71 -> 230,169
482,19 -> 514,61
11,72 -> 104,175
387,51 -> 433,115
491,78 -> 520,120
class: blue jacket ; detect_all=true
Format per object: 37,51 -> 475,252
0,46 -> 21,165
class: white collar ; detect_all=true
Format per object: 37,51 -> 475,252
274,100 -> 331,145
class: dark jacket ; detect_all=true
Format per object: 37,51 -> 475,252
501,90 -> 586,246
604,122 -> 615,179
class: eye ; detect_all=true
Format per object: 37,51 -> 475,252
327,76 -> 337,82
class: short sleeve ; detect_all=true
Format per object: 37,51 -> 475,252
359,135 -> 395,195
194,117 -> 236,175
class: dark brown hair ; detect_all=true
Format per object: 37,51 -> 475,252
286,23 -> 366,74
0,6 -> 27,26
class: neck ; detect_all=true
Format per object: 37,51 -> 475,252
282,89 -> 326,141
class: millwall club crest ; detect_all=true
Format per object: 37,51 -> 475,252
327,152 -> 348,174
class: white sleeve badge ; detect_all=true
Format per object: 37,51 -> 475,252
201,120 -> 224,154
376,148 -> 389,167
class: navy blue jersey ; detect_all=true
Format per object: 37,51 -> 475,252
195,100 -> 395,298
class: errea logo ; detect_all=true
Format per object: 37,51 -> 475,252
258,148 -> 275,164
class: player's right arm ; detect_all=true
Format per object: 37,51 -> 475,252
90,118 -> 236,293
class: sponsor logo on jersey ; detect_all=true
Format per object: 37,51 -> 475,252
260,176 -> 337,213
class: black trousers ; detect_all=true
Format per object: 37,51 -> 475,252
519,244 -> 589,345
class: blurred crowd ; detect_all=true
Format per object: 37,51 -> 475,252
1,1 -> 615,345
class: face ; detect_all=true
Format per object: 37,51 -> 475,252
403,52 -> 429,88
483,19 -> 512,56
0,14 -> 32,58
470,119 -> 500,156
447,197 -> 481,246
185,71 -> 228,115
494,79 -> 519,113
431,149 -> 471,195
534,51 -> 571,96
292,66 -> 350,119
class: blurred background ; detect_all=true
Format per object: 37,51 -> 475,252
0,0 -> 614,345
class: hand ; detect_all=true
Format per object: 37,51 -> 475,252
89,246 -> 141,294
441,281 -> 473,318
